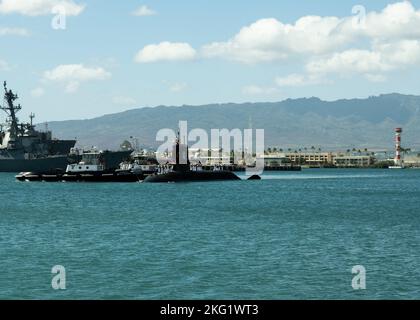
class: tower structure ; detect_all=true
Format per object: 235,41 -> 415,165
394,128 -> 403,167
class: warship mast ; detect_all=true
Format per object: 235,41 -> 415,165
0,82 -> 77,172
1,81 -> 21,140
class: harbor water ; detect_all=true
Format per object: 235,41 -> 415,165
0,169 -> 420,299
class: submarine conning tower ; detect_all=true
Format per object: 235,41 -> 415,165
172,132 -> 190,172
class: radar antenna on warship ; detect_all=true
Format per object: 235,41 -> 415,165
0,81 -> 77,172
2,81 -> 22,143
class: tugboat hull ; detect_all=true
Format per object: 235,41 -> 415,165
15,172 -> 145,183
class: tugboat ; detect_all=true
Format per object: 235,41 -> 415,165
16,150 -> 142,182
68,148 -> 133,172
116,152 -> 159,176
0,82 -> 76,172
143,134 -> 242,183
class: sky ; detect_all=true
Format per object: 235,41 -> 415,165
1,0 -> 420,122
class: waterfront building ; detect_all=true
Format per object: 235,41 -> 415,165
284,152 -> 334,166
334,155 -> 375,167
257,155 -> 292,167
402,152 -> 420,167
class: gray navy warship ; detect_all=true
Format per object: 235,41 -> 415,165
0,82 -> 76,172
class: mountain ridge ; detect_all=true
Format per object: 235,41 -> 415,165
43,93 -> 420,150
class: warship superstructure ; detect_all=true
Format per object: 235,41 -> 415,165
0,82 -> 76,172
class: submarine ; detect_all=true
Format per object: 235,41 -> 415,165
143,135 -> 247,183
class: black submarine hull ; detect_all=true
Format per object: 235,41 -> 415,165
143,170 -> 241,183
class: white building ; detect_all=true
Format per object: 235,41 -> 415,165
334,155 -> 374,167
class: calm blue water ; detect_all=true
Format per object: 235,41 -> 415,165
1,169 -> 420,300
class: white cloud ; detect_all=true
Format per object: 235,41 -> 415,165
364,74 -> 387,83
242,85 -> 279,95
113,96 -> 137,106
169,82 -> 188,93
0,59 -> 9,71
132,5 -> 156,17
306,40 -> 420,78
275,74 -> 324,87
43,64 -> 111,93
31,87 -> 45,98
132,2 -> 420,84
0,27 -> 29,36
360,1 -> 420,40
244,74 -> 324,96
202,17 -> 352,64
201,1 -> 420,69
376,39 -> 420,66
0,0 -> 85,16
306,50 -> 389,75
135,42 -> 197,63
